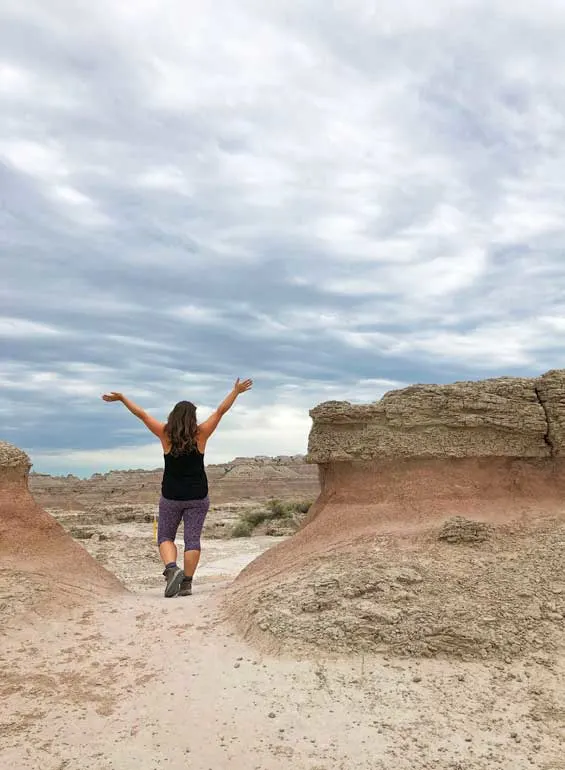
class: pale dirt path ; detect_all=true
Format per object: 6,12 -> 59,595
1,540 -> 564,770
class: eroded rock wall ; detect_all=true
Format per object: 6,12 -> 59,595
226,370 -> 565,660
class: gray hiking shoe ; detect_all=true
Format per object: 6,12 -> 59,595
178,576 -> 192,596
162,566 -> 184,598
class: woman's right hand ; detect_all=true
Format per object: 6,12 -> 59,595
234,378 -> 253,394
102,392 -> 124,402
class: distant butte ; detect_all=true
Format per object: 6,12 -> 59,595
29,455 -> 320,509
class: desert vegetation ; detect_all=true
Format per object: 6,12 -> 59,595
231,498 -> 312,537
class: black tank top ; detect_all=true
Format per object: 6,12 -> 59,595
161,446 -> 208,501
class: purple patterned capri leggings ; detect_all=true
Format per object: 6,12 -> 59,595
157,496 -> 210,552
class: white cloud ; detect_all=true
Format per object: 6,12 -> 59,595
0,63 -> 31,95
274,377 -> 406,405
52,185 -> 92,206
2,370 -> 102,399
379,318 -> 564,369
0,139 -> 69,179
493,191 -> 565,244
168,305 -> 223,324
104,334 -> 173,350
50,184 -> 111,227
137,166 -> 192,194
0,317 -> 63,338
30,442 -> 164,476
0,361 -> 156,402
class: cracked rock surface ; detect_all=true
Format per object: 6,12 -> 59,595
308,369 -> 565,462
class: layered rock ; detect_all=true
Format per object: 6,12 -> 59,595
308,376 -> 549,460
0,441 -> 125,623
226,371 -> 565,660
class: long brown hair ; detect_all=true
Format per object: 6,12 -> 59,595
164,401 -> 198,455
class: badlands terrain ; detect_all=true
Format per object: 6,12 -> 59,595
29,454 -> 320,541
2,370 -> 565,770
29,453 -> 320,508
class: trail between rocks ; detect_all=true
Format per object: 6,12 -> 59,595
2,573 -> 565,770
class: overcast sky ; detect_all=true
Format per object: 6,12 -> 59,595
2,0 -> 565,476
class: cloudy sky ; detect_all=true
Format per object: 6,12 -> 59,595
2,0 -> 565,476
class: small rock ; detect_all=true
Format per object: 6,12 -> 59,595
268,712 -> 276,719
438,517 -> 492,544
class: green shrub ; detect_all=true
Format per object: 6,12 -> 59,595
242,510 -> 268,527
231,520 -> 254,538
230,499 -> 314,539
267,499 -> 293,518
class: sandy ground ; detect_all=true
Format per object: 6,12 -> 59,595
2,534 -> 565,770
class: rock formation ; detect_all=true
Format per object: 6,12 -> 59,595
0,441 -> 125,623
226,371 -> 565,660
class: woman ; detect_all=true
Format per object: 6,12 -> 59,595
102,378 -> 253,597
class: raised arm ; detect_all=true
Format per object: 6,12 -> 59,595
101,392 -> 165,439
198,378 -> 253,441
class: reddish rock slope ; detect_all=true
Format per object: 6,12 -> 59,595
0,441 -> 125,622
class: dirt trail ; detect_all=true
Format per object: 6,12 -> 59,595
2,541 -> 565,770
